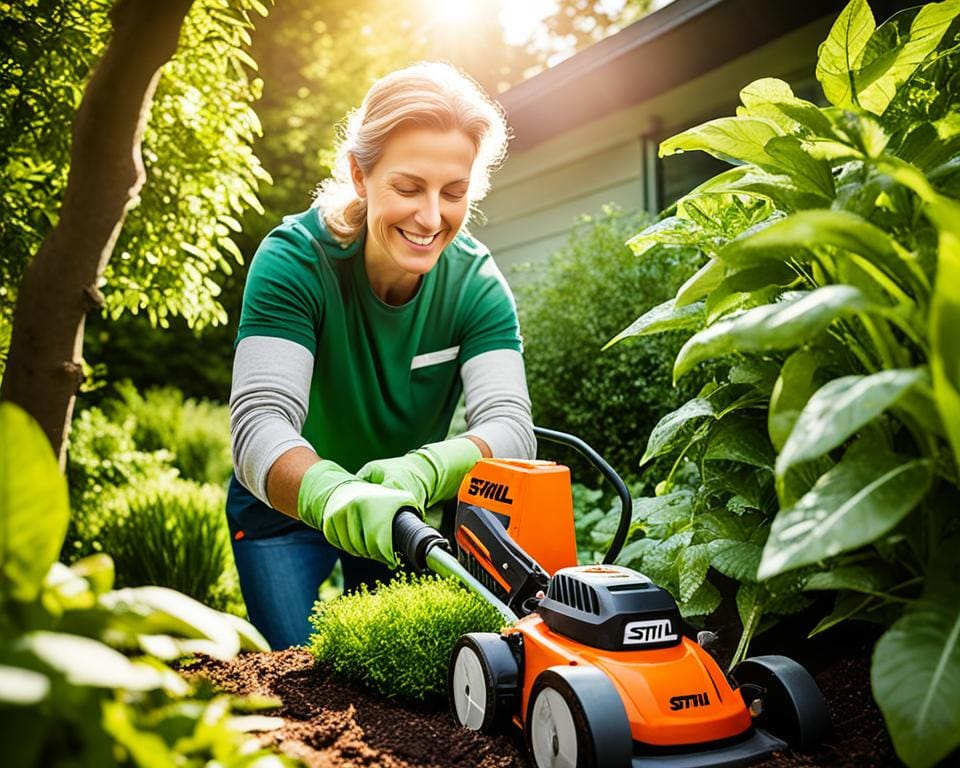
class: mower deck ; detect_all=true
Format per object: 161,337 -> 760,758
630,727 -> 786,767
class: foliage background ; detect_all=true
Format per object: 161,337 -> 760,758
517,205 -> 709,486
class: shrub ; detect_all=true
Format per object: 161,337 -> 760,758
64,405 -> 178,560
605,2 -> 960,764
517,205 -> 707,484
98,479 -> 234,611
64,385 -> 244,616
105,381 -> 232,486
308,573 -> 505,700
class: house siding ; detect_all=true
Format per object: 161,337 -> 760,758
475,14 -> 831,284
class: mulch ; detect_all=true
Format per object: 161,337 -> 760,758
183,624 -> 905,768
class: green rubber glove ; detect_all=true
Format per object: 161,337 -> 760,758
356,437 -> 482,510
297,459 -> 422,567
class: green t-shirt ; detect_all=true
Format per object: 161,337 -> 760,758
229,208 -> 521,536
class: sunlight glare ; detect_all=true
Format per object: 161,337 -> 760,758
422,0 -> 482,27
498,0 -> 558,47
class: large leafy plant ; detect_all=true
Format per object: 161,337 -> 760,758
0,402 -> 294,767
605,2 -> 960,766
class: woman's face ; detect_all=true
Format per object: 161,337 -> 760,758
351,126 -> 476,299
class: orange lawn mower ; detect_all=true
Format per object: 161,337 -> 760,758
392,427 -> 830,768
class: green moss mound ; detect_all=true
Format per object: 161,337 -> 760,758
308,572 -> 506,700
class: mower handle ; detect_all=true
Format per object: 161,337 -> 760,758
392,508 -> 519,624
533,426 -> 632,565
392,507 -> 447,570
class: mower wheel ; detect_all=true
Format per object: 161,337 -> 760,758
525,666 -> 632,768
733,654 -> 831,752
448,633 -> 519,733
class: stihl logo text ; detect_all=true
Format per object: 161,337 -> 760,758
622,618 -> 677,645
467,478 -> 514,505
669,692 -> 710,711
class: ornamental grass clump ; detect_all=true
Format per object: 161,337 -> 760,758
308,573 -> 506,700
99,479 -> 233,610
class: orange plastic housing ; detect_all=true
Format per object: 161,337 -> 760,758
505,615 -> 753,746
456,458 -> 578,576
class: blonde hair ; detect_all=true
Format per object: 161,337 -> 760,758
314,62 -> 509,245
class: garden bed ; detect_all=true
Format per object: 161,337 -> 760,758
185,625 -> 901,768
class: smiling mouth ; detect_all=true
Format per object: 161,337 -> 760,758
399,229 -> 439,247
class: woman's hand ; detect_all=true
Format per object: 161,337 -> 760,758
297,460 -> 421,567
357,437 -> 483,510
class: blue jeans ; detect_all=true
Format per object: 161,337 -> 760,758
230,522 -> 395,650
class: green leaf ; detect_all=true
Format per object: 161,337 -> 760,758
230,46 -> 259,72
738,78 -> 834,137
769,349 -> 824,451
927,197 -> 960,475
776,368 -> 926,476
605,299 -> 704,349
728,358 -> 782,394
764,136 -> 835,198
675,258 -> 726,307
626,216 -> 706,256
873,542 -> 960,768
679,579 -> 721,618
43,562 -> 96,611
615,538 -> 656,568
717,209 -> 929,297
99,586 -> 242,660
101,700 -> 175,768
856,0 -> 960,115
803,563 -> 892,594
0,403 -> 70,603
770,99 -> 838,139
631,490 -> 695,526
759,447 -> 932,579
736,582 -> 761,632
222,611 -> 271,652
876,155 -> 939,203
18,631 -> 165,690
679,544 -> 712,602
816,0 -> 875,108
69,553 -> 115,595
689,167 -> 826,212
641,398 -> 715,465
660,116 -> 782,168
674,285 -> 878,380
739,77 -> 795,108
0,665 -> 50,704
809,592 -> 877,636
710,540 -> 762,583
704,418 -> 775,469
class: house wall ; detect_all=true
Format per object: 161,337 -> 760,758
473,14 -> 832,286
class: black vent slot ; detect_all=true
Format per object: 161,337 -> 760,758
549,574 -> 600,615
458,549 -> 510,602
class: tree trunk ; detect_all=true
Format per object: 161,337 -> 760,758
0,0 -> 194,465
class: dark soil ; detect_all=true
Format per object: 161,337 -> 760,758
184,623 -> 903,768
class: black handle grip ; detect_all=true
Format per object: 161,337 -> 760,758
533,426 -> 633,565
392,508 -> 448,570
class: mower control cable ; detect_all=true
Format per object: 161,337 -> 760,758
393,509 -> 519,625
533,426 -> 633,564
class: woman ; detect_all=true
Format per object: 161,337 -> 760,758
227,62 -> 536,649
